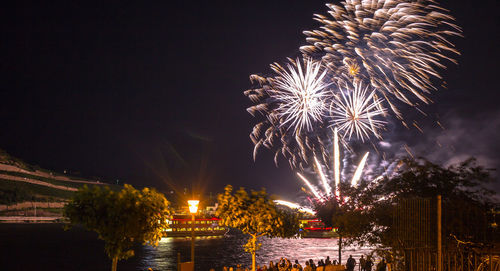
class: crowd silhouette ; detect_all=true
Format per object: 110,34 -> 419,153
220,255 -> 388,271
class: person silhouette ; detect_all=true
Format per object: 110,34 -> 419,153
346,255 -> 356,271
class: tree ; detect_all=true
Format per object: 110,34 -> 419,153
314,157 -> 498,250
371,157 -> 497,246
216,185 -> 300,271
64,184 -> 171,271
314,181 -> 374,263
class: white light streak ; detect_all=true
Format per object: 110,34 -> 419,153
351,152 -> 369,186
314,156 -> 331,196
334,127 -> 340,197
297,172 -> 323,200
274,200 -> 316,216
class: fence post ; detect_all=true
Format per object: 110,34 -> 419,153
489,253 -> 492,271
177,252 -> 181,271
437,195 -> 442,271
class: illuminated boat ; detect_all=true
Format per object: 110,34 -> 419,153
164,215 -> 228,237
299,219 -> 339,238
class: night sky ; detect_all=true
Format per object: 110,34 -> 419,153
1,0 -> 499,199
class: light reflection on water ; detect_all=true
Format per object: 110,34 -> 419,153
140,230 -> 373,271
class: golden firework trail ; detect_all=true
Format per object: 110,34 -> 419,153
301,0 -> 462,119
245,0 -> 461,168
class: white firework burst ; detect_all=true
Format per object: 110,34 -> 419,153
245,57 -> 334,168
330,81 -> 387,141
269,57 -> 330,133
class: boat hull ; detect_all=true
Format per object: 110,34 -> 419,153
163,229 -> 227,237
164,215 -> 228,238
300,229 -> 338,238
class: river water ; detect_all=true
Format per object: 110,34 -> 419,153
0,224 -> 373,271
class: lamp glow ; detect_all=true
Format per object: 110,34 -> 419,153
188,200 -> 199,214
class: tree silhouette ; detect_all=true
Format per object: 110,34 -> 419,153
216,185 -> 300,271
64,184 -> 171,271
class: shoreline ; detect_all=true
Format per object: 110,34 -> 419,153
0,216 -> 66,223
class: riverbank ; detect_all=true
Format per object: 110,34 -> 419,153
0,216 -> 65,223
1,223 -> 372,271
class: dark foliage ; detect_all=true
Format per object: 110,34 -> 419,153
314,157 -> 498,249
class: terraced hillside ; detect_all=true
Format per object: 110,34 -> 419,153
0,149 -> 120,222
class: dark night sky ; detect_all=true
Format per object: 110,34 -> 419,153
0,0 -> 499,199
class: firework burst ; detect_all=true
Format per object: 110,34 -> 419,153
330,80 -> 387,141
276,129 -> 371,214
300,0 -> 462,118
244,57 -> 332,168
269,57 -> 330,133
275,131 -> 406,214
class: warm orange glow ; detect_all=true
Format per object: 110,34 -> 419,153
188,200 -> 199,214
348,63 -> 360,76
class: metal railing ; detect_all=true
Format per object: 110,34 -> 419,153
400,248 -> 500,271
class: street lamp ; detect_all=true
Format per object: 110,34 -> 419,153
187,200 -> 199,264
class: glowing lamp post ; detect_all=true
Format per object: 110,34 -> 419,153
188,200 -> 199,264
188,200 -> 199,214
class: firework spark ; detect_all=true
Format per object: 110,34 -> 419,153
297,172 -> 323,200
351,152 -> 369,186
314,156 -> 332,196
301,0 -> 462,118
269,57 -> 330,133
244,57 -> 332,168
274,200 -> 316,216
298,129 -> 370,202
286,132 -> 407,214
333,127 -> 340,196
330,81 -> 387,141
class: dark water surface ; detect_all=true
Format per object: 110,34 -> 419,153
0,224 -> 372,271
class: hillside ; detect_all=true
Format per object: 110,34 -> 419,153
0,149 -> 120,222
